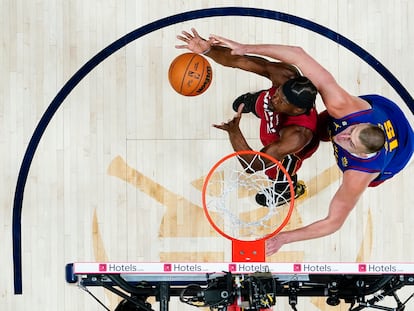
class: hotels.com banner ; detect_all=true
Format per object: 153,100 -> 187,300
73,262 -> 414,275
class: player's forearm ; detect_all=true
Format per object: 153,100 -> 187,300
282,218 -> 342,245
281,198 -> 354,245
227,130 -> 268,173
267,218 -> 343,255
242,44 -> 305,67
204,46 -> 236,66
205,45 -> 258,69
241,43 -> 335,92
228,129 -> 252,153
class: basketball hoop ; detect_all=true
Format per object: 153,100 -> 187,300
202,150 -> 295,262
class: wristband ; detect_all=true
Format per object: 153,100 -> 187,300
201,47 -> 211,55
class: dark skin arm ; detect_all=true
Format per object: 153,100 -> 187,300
176,28 -> 300,86
177,28 -> 313,170
208,34 -> 371,118
213,104 -> 314,170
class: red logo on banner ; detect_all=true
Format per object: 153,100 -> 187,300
293,264 -> 302,272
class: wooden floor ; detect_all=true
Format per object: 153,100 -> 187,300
1,1 -> 413,310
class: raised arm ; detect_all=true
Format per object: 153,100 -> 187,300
176,28 -> 300,86
209,34 -> 371,118
213,105 -> 314,171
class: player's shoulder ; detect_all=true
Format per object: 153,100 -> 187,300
326,93 -> 371,119
282,110 -> 318,132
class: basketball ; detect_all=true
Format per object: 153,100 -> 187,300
168,52 -> 213,96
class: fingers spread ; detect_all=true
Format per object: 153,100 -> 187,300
191,28 -> 200,37
181,30 -> 192,38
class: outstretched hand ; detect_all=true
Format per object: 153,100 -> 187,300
175,28 -> 212,54
213,104 -> 244,133
176,28 -> 248,57
265,232 -> 287,256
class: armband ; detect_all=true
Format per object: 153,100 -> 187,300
201,47 -> 211,55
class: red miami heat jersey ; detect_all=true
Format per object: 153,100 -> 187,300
255,86 -> 319,167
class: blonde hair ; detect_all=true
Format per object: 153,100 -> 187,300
359,124 -> 386,153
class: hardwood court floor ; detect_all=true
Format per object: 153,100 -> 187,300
1,1 -> 413,310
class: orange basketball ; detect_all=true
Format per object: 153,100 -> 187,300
168,53 -> 213,96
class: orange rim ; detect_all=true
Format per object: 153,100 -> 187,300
201,150 -> 295,243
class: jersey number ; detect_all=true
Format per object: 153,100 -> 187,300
383,120 -> 398,152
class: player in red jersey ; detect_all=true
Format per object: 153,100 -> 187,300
206,32 -> 413,256
176,28 -> 319,206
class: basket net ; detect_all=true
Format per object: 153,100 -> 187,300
202,151 -> 295,243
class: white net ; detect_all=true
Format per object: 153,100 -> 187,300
203,152 -> 294,241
